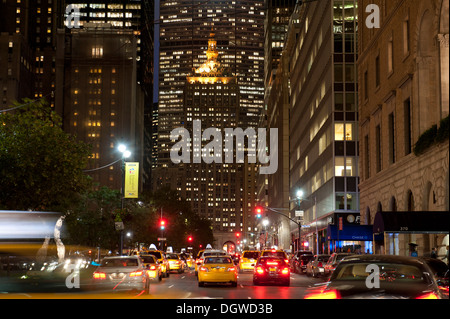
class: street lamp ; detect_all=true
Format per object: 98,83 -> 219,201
296,190 -> 319,254
118,144 -> 132,255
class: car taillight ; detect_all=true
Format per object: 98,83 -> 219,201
281,267 -> 289,275
93,272 -> 106,280
130,270 -> 143,277
284,259 -> 289,264
149,265 -> 157,270
199,266 -> 209,272
318,262 -> 323,267
227,267 -> 236,272
267,261 -> 278,266
416,292 -> 439,299
305,289 -> 340,299
256,266 -> 264,274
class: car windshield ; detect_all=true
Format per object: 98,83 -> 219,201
333,263 -> 426,283
101,258 -> 139,267
140,256 -> 156,263
204,257 -> 233,264
243,252 -> 259,259
262,251 -> 286,258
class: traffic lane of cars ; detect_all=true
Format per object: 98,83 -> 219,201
304,255 -> 447,299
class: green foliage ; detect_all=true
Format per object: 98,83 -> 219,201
413,115 -> 449,156
0,99 -> 93,211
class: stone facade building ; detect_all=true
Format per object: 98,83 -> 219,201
358,0 -> 449,258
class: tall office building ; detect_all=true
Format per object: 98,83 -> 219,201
358,0 -> 449,257
62,0 -> 155,190
55,24 -> 144,191
179,32 -> 244,247
0,0 -> 63,109
155,0 -> 265,189
289,0 -> 361,254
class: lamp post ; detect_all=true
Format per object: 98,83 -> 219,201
296,190 -> 319,254
118,144 -> 131,255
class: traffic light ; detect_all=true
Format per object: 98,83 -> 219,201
188,235 -> 193,242
235,232 -> 241,238
160,219 -> 166,230
255,206 -> 263,218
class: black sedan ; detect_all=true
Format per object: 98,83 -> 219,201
253,257 -> 290,286
305,255 -> 444,299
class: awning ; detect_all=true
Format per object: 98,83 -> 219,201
327,224 -> 374,241
373,211 -> 450,234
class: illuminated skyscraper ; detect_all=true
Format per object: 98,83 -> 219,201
181,32 -> 243,246
156,0 -> 265,189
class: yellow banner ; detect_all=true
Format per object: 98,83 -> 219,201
124,162 -> 139,198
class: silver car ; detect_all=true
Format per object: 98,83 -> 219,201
92,256 -> 150,293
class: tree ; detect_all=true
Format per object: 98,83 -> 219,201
64,186 -> 121,250
0,99 -> 92,211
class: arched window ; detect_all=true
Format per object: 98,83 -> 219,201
389,196 -> 397,212
407,190 -> 415,211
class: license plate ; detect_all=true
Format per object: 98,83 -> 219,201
269,267 -> 276,272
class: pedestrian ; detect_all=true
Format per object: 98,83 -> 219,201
409,243 -> 418,257
430,247 -> 437,259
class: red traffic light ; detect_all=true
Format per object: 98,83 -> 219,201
188,236 -> 193,242
255,206 -> 263,218
160,219 -> 166,230
235,232 -> 241,238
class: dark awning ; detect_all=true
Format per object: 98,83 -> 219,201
373,211 -> 450,234
327,224 -> 374,241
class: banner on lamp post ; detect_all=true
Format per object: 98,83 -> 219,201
124,162 -> 139,198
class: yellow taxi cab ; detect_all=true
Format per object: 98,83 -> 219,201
139,254 -> 162,281
145,249 -> 170,278
166,252 -> 185,273
239,250 -> 260,273
198,255 -> 238,287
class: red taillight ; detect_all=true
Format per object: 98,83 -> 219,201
130,270 -> 143,277
149,265 -> 157,270
199,266 -> 209,272
267,261 -> 279,266
416,292 -> 439,299
256,266 -> 264,274
305,289 -> 340,299
281,267 -> 289,275
93,272 -> 106,280
318,262 -> 323,267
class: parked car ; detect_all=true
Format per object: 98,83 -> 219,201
323,253 -> 353,278
91,256 -> 150,293
298,254 -> 315,275
253,256 -> 290,286
306,254 -> 330,278
290,250 -> 313,274
305,255 -> 445,299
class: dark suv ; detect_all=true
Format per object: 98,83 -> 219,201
291,250 -> 313,274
